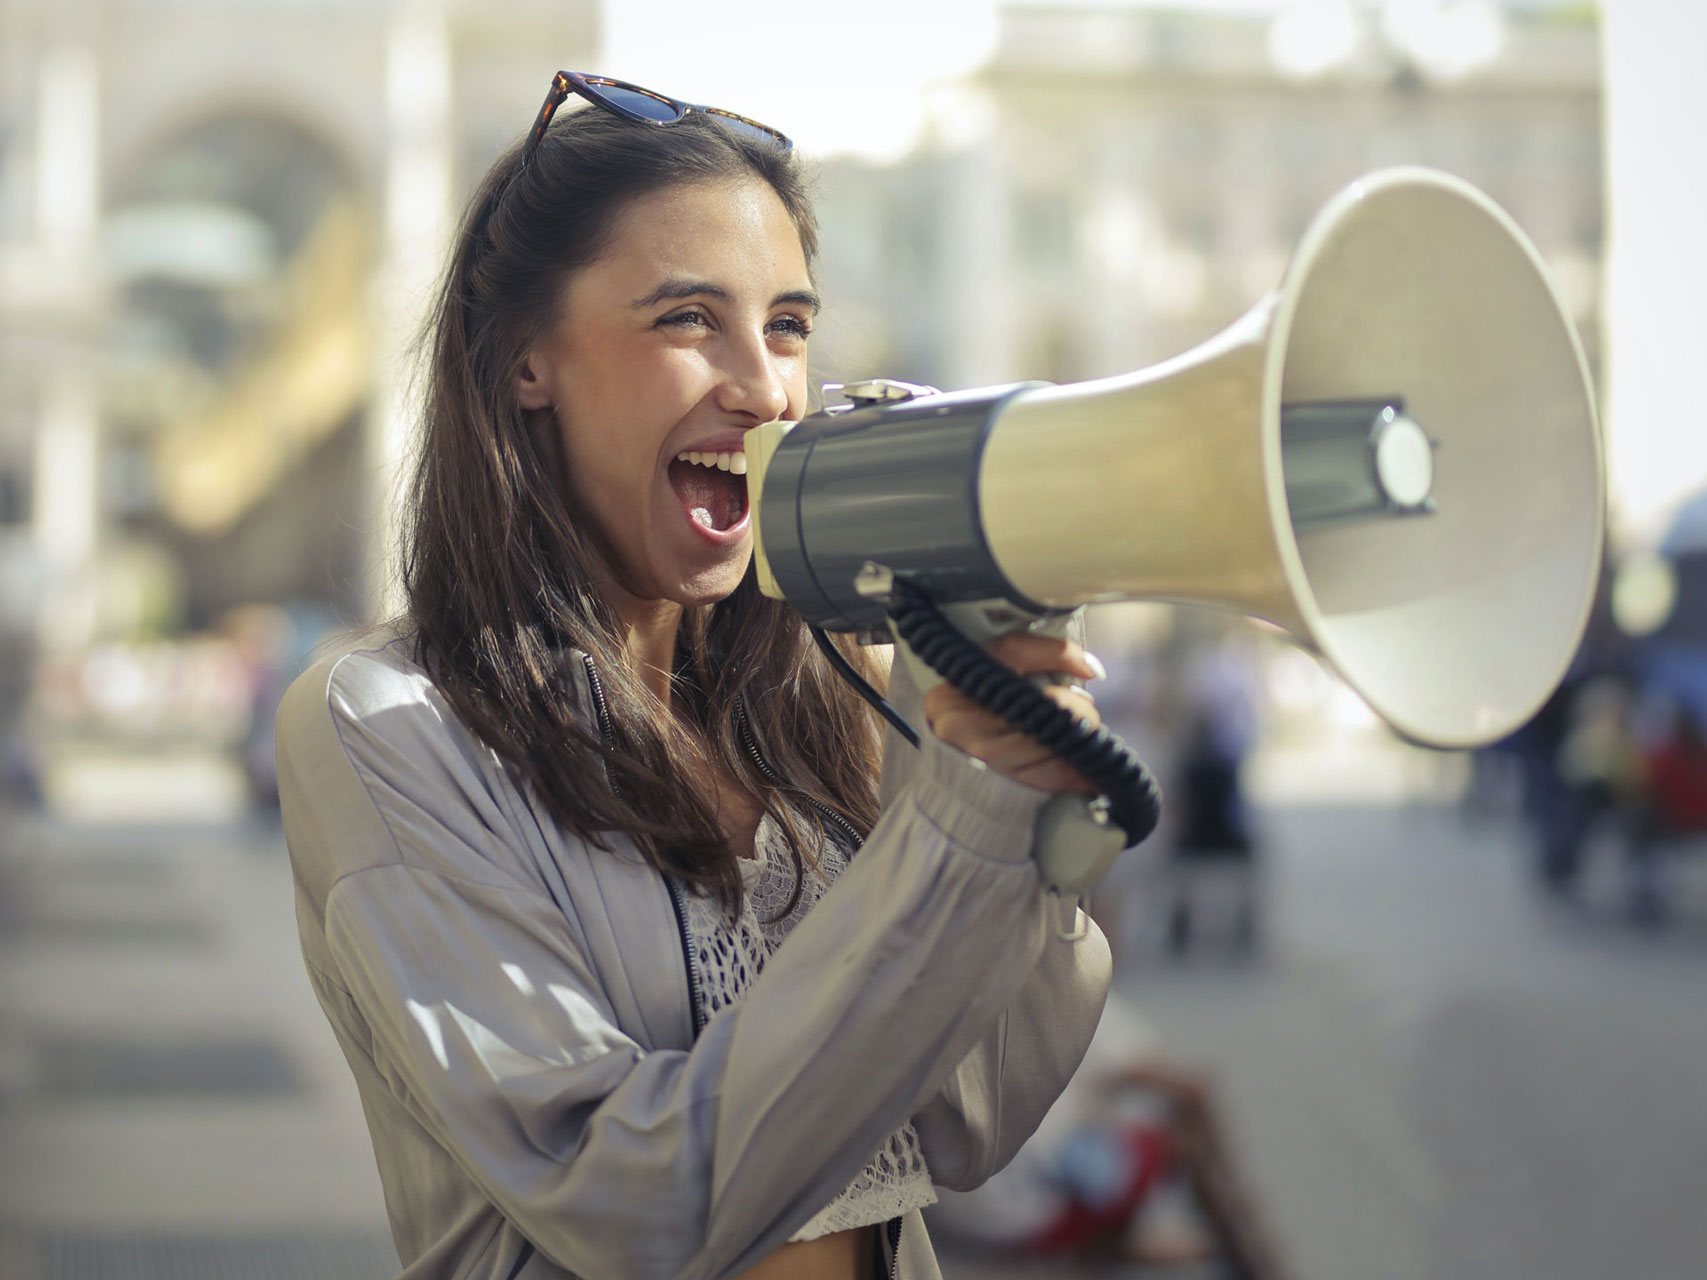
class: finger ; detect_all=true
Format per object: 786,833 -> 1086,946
983,632 -> 1106,683
923,681 -> 969,727
923,677 -> 1099,729
927,706 -> 1047,762
929,706 -> 1103,796
924,696 -> 1100,761
924,700 -> 1096,759
931,715 -> 1063,774
1005,757 -> 1101,796
1043,686 -> 1100,730
938,732 -> 1101,797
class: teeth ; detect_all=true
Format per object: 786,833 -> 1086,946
675,450 -> 746,474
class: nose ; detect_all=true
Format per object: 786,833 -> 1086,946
714,329 -> 791,423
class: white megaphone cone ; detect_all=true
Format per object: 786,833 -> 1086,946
750,167 -> 1604,752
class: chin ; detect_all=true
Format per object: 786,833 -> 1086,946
673,551 -> 754,608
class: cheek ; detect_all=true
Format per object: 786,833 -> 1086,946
562,416 -> 649,507
558,373 -> 684,498
785,363 -> 811,418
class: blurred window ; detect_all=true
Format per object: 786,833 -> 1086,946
105,438 -> 155,524
0,117 -> 24,240
0,410 -> 27,525
0,468 -> 25,526
1014,189 -> 1075,271
1575,199 -> 1604,252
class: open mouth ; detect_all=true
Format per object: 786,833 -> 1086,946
667,450 -> 749,534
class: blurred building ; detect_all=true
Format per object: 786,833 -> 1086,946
0,0 -> 1603,812
0,0 -> 598,809
0,0 -> 599,646
811,3 -> 1602,396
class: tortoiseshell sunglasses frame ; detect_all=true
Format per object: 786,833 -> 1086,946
523,70 -> 793,164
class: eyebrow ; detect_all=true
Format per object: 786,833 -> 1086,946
631,278 -> 822,313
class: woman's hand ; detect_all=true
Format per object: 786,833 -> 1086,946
923,632 -> 1105,795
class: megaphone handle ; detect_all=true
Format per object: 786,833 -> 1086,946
882,581 -> 1163,893
886,628 -> 1128,897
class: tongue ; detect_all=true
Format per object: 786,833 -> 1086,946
667,459 -> 744,532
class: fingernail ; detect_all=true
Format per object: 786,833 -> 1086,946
1085,651 -> 1108,682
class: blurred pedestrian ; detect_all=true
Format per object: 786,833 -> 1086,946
1512,674 -> 1587,892
929,995 -> 1293,1280
221,603 -> 300,813
1167,634 -> 1263,952
1542,674 -> 1646,895
1627,705 -> 1707,922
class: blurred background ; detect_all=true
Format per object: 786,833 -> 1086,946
2,0 -> 1706,1277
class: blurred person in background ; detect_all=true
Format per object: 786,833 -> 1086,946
1505,668 -> 1584,892
1547,674 -> 1644,892
1625,702 -> 1707,924
928,992 -> 1293,1280
221,603 -> 302,813
275,74 -> 1115,1280
1166,631 -> 1263,953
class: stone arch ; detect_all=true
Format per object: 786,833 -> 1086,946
104,110 -> 375,627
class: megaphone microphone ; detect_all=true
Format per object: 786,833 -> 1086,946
746,167 -> 1604,894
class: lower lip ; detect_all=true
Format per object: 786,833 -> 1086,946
684,507 -> 751,547
672,481 -> 751,547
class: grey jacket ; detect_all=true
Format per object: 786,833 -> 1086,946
277,631 -> 1111,1280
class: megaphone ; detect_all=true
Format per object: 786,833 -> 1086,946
748,167 -> 1603,757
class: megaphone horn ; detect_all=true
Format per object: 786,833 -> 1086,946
748,167 -> 1604,752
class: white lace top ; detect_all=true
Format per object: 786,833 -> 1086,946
681,811 -> 937,1242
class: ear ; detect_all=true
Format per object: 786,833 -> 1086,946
517,350 -> 554,412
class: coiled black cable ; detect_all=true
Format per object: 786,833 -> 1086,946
884,578 -> 1163,848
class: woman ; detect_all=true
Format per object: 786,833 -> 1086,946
278,72 -> 1112,1280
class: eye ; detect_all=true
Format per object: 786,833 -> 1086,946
767,314 -> 813,341
658,308 -> 712,331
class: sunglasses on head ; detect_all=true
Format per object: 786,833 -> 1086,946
524,71 -> 793,164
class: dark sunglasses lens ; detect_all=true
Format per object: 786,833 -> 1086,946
593,84 -> 684,123
706,110 -> 792,151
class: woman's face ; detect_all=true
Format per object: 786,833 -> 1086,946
519,177 -> 815,616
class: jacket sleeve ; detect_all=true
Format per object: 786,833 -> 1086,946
280,650 -> 1086,1280
878,634 -> 1114,1191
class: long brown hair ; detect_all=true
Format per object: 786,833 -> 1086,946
403,107 -> 884,915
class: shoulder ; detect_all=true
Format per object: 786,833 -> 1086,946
278,630 -> 473,804
280,628 -> 583,787
277,628 -> 569,900
280,628 -> 433,732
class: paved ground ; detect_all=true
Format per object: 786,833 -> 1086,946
1,798 -> 1705,1279
0,814 -> 394,1278
1112,804 -> 1707,1280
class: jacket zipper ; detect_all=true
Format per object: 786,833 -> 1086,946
582,652 -> 709,1039
581,653 -> 618,796
664,873 -> 708,1038
735,697 -> 865,853
886,1215 -> 902,1280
